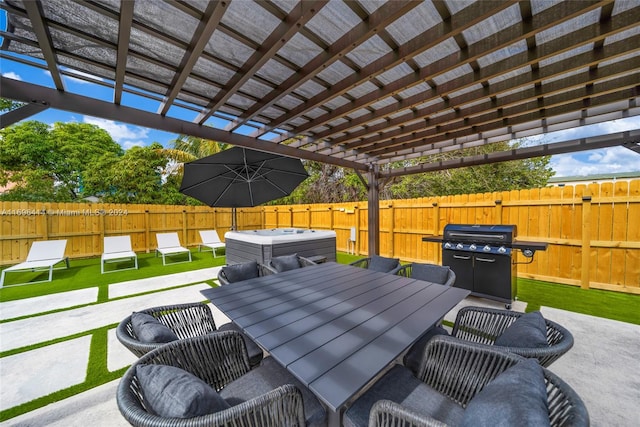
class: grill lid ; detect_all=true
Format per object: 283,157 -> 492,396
443,224 -> 516,244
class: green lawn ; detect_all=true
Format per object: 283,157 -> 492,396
0,249 -> 226,304
517,278 -> 640,325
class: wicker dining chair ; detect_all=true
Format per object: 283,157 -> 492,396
349,255 -> 402,274
395,262 -> 456,287
450,305 -> 574,366
217,260 -> 276,285
117,331 -> 326,427
345,335 -> 589,427
267,254 -> 318,273
115,302 -> 263,367
403,305 -> 574,375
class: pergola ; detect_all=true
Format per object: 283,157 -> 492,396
1,0 -> 639,254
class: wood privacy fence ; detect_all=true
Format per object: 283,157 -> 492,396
1,179 -> 639,294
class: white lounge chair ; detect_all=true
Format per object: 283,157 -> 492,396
101,236 -> 138,274
198,229 -> 225,257
155,232 -> 191,265
0,239 -> 69,287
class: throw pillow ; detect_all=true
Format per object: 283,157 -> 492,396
222,261 -> 259,283
411,264 -> 451,284
495,311 -> 548,348
136,364 -> 230,418
460,358 -> 550,427
131,312 -> 179,343
368,255 -> 399,273
270,254 -> 301,272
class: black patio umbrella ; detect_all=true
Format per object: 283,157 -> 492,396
179,147 -> 309,229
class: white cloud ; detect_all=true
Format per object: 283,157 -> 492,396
2,71 -> 22,81
550,146 -> 640,177
122,140 -> 146,149
82,116 -> 149,148
64,69 -> 106,85
43,69 -> 105,85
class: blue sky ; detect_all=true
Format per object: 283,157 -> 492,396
1,10 -> 639,178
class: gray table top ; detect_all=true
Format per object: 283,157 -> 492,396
201,262 -> 469,412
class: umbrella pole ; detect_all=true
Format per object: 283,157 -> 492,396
231,207 -> 237,231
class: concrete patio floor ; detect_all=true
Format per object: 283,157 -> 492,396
1,272 -> 639,426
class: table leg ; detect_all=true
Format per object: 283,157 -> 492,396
328,407 -> 343,427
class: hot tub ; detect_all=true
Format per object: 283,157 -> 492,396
224,228 -> 337,265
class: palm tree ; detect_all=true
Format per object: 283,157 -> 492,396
156,135 -> 229,178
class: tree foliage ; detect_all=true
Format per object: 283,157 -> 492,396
384,141 -> 554,199
82,143 -> 167,203
1,121 -> 122,201
0,120 -> 553,204
0,97 -> 24,113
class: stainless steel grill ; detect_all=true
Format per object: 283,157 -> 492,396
423,224 -> 548,308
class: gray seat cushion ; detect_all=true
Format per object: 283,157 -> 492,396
495,311 -> 548,348
217,322 -> 264,367
136,364 -> 230,418
368,255 -> 400,273
403,326 -> 450,375
131,312 -> 179,343
219,357 -> 326,427
411,264 -> 450,284
460,358 -> 550,427
270,254 -> 301,272
222,261 -> 259,283
343,364 -> 465,427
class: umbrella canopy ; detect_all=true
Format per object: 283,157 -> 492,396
179,147 -> 309,208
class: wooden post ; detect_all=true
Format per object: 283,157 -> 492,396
289,207 -> 293,227
40,207 -> 49,240
328,207 -> 334,231
432,202 -> 439,234
495,199 -> 503,224
354,206 -> 360,255
389,203 -> 395,257
145,209 -> 150,253
367,164 -> 380,256
100,209 -> 106,243
581,193 -> 592,289
432,202 -> 440,264
307,206 -> 312,229
182,210 -> 188,245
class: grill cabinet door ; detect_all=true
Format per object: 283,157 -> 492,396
473,254 -> 512,301
442,250 -> 473,291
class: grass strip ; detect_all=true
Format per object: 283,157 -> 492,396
517,278 -> 640,325
0,250 -> 226,303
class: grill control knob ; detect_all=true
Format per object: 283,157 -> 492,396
498,246 -> 507,254
483,245 -> 492,252
469,243 -> 477,250
456,243 -> 464,250
444,242 -> 452,249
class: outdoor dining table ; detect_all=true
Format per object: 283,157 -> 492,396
201,261 -> 470,425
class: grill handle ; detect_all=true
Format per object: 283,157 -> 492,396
453,254 -> 471,260
476,257 -> 496,263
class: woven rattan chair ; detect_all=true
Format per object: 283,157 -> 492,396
368,400 -> 447,427
117,331 -> 326,427
267,254 -> 318,273
349,255 -> 402,274
345,335 -> 589,427
115,302 -> 263,367
395,263 -> 456,287
217,261 -> 276,285
403,305 -> 574,375
450,305 -> 574,367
